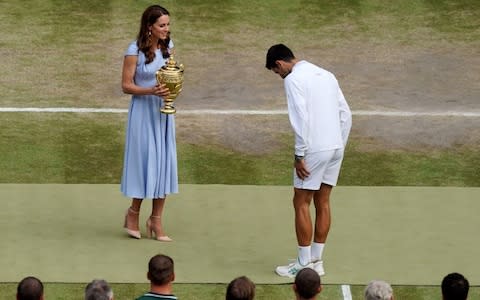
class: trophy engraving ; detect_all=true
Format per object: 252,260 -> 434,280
156,55 -> 184,114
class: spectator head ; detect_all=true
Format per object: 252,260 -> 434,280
364,280 -> 394,300
17,276 -> 44,300
85,279 -> 114,300
148,254 -> 175,286
293,268 -> 322,300
442,272 -> 469,300
226,276 -> 256,300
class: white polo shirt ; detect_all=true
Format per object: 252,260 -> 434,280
284,60 -> 352,156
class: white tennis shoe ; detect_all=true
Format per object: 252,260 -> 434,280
312,260 -> 325,276
275,259 -> 313,278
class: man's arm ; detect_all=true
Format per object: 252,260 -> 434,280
285,78 -> 309,156
338,87 -> 352,147
285,78 -> 312,179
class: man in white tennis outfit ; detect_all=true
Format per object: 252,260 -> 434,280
265,44 -> 352,278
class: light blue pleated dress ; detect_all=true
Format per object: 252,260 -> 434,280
121,40 -> 178,199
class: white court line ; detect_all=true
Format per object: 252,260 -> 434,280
354,110 -> 480,117
341,284 -> 353,300
0,107 -> 128,113
0,107 -> 480,117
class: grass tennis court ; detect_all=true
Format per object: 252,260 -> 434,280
1,184 -> 480,299
1,0 -> 479,299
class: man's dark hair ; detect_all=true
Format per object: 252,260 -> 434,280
148,254 -> 174,285
265,44 -> 295,70
441,272 -> 469,300
17,276 -> 43,300
226,276 -> 255,300
295,268 -> 321,299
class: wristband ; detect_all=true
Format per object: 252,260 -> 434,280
294,155 -> 304,162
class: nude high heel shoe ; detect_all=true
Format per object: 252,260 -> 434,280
124,207 -> 141,239
146,216 -> 172,242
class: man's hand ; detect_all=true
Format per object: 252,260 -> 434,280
294,159 -> 310,180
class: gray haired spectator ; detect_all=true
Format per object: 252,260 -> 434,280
85,279 -> 114,300
442,272 -> 469,300
364,280 -> 394,300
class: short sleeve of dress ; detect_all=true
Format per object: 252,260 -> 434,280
125,41 -> 139,56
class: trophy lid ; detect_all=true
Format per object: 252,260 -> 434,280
163,55 -> 182,71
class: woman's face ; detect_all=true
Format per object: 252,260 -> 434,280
150,15 -> 170,41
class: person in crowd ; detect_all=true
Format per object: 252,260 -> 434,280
226,276 -> 256,300
121,4 -> 178,242
266,43 -> 352,277
364,280 -> 394,300
85,279 -> 114,300
442,272 -> 469,300
136,254 -> 177,300
293,268 -> 322,300
17,276 -> 44,300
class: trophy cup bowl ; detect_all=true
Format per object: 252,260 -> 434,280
156,55 -> 184,114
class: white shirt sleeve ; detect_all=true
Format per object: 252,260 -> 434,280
285,77 -> 309,156
338,86 -> 352,146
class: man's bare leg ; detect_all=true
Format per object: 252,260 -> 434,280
313,183 -> 333,243
275,188 -> 321,276
293,188 -> 315,245
311,183 -> 333,273
293,188 -> 315,266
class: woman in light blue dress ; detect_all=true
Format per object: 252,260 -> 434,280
121,5 -> 177,242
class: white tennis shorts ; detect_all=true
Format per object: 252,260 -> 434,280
294,148 -> 345,190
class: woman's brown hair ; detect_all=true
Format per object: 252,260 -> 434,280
137,5 -> 171,64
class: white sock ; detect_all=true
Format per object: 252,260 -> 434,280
311,242 -> 325,262
298,246 -> 311,266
